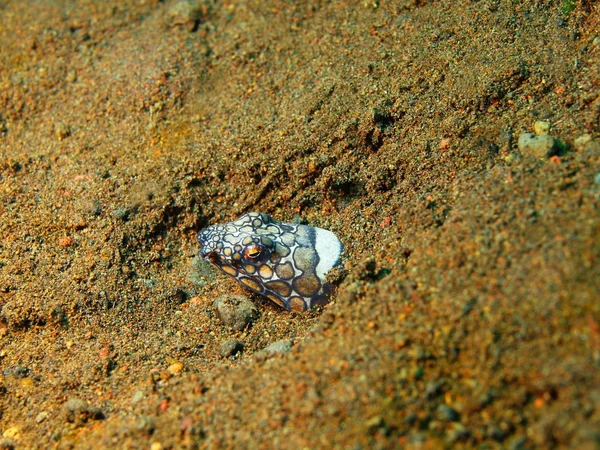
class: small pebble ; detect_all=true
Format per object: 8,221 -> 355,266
533,121 -> 550,135
111,208 -> 130,220
167,362 -> 184,375
256,340 -> 293,361
446,423 -> 470,442
131,390 -> 145,404
58,236 -> 73,248
54,122 -> 71,141
167,0 -> 204,30
35,411 -> 49,423
2,426 -> 19,439
264,340 -> 293,354
66,70 -> 77,83
365,416 -> 385,432
220,339 -> 244,358
573,133 -> 593,152
12,365 -> 30,378
508,435 -> 528,450
137,415 -> 157,435
20,378 -> 33,388
214,295 -> 259,331
517,133 -> 559,159
487,424 -> 507,441
437,404 -> 460,422
425,380 -> 445,399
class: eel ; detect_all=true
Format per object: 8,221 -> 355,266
197,212 -> 344,313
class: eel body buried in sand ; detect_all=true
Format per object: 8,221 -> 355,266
197,212 -> 344,313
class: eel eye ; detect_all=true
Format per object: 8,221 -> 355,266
246,245 -> 262,259
243,243 -> 269,263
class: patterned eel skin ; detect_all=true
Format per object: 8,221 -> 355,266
197,212 -> 344,313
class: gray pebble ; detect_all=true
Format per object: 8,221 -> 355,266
220,339 -> 244,358
517,132 -> 559,158
573,133 -> 592,151
487,424 -> 507,441
188,256 -> 215,288
573,133 -> 600,153
263,341 -> 292,354
255,340 -> 293,361
131,390 -> 145,404
214,294 -> 259,331
167,0 -> 204,30
446,423 -> 470,442
508,435 -> 528,450
437,404 -> 460,422
35,411 -> 49,423
136,415 -> 157,436
263,340 -> 293,355
425,380 -> 445,399
111,208 -> 130,220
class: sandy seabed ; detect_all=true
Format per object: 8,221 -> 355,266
0,0 -> 599,448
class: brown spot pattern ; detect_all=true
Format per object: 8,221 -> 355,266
293,246 -> 318,272
289,297 -> 307,313
293,275 -> 321,297
221,265 -> 238,277
267,294 -> 285,309
258,264 -> 273,279
265,280 -> 292,298
239,277 -> 263,292
274,262 -> 295,280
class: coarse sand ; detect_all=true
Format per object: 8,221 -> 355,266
0,0 -> 598,448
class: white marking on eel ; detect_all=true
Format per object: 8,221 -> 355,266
313,227 -> 343,279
